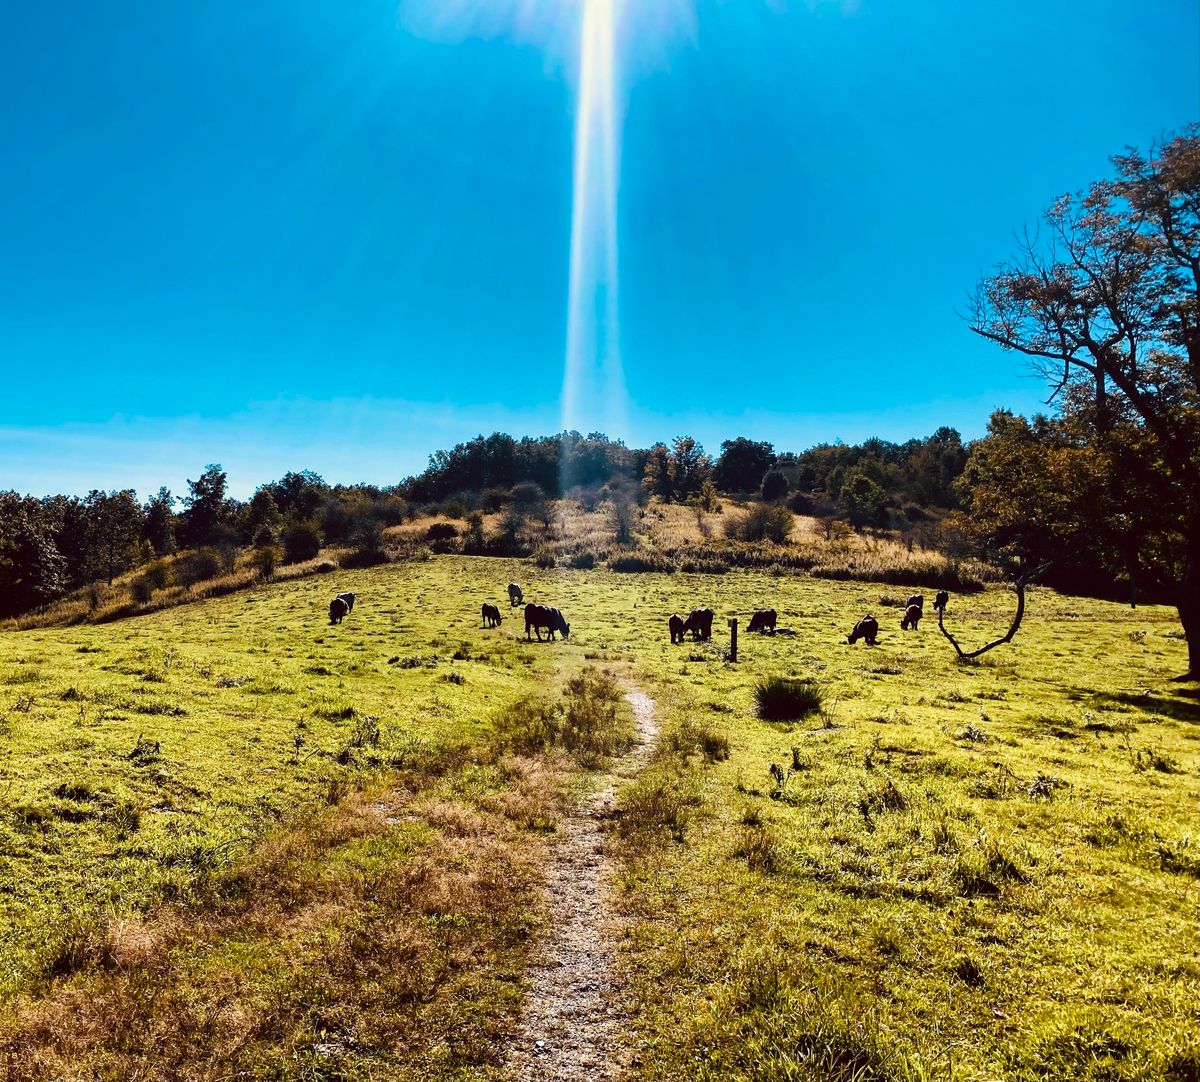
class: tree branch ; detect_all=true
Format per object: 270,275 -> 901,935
937,563 -> 1052,659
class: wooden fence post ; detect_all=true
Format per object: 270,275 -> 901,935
728,618 -> 738,662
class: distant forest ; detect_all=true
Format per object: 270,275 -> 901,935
0,421 -> 1157,618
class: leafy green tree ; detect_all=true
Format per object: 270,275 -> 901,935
244,488 -> 283,544
642,444 -> 674,502
0,494 -> 67,615
82,489 -> 144,584
839,470 -> 889,530
272,470 -> 327,520
182,464 -> 230,548
669,436 -> 711,502
143,487 -> 176,555
714,437 -> 776,493
969,127 -> 1200,677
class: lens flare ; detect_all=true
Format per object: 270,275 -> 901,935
561,0 -> 622,438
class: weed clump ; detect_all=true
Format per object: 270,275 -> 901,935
618,770 -> 700,844
492,667 -> 631,767
666,717 -> 731,763
953,832 -> 1030,896
735,823 -> 782,874
755,676 -> 823,721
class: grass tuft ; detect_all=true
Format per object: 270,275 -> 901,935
754,676 -> 823,721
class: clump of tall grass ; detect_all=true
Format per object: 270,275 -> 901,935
617,769 -> 701,844
491,667 -> 632,767
754,676 -> 823,721
664,717 -> 730,763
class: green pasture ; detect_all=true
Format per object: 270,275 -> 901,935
0,555 -> 1195,1080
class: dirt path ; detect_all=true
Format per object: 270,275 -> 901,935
506,688 -> 658,1082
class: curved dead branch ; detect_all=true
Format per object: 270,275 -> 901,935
938,563 -> 1052,659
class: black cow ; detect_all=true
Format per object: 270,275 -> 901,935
848,615 -> 879,645
525,603 -> 570,641
482,603 -> 502,628
668,614 -> 685,644
901,604 -> 922,631
934,590 -> 949,614
329,597 -> 349,624
905,593 -> 924,612
747,608 -> 777,634
508,583 -> 524,607
682,608 -> 714,641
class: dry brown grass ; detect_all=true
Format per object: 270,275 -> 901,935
0,743 -> 570,1081
5,548 -> 349,631
0,663 -> 620,1077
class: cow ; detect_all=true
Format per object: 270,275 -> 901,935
525,603 -> 569,641
329,597 -> 349,624
482,603 -> 502,628
682,608 -> 714,641
901,604 -> 922,631
905,594 -> 924,613
848,615 -> 879,645
934,590 -> 949,614
668,614 -> 685,644
747,608 -> 777,634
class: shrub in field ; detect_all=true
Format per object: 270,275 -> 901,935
141,560 -> 171,590
735,503 -> 795,543
425,522 -> 458,543
609,551 -> 676,574
282,524 -> 321,565
129,575 -> 155,604
177,548 -> 221,585
341,546 -> 389,569
760,469 -> 789,503
754,676 -> 823,720
250,545 -> 280,580
481,485 -> 511,512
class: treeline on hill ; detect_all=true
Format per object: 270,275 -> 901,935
0,421 -> 1167,621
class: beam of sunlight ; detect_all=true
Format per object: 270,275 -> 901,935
561,0 -> 623,440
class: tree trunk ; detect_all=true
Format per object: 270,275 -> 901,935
1178,528 -> 1200,680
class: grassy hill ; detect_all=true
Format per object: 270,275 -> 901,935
0,556 -> 1195,1079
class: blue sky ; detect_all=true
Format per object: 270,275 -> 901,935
1,0 -> 1196,498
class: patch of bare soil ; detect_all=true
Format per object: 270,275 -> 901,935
506,689 -> 658,1082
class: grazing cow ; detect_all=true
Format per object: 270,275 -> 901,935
747,608 -> 777,634
525,603 -> 570,641
934,590 -> 949,614
508,582 -> 524,607
329,597 -> 349,625
668,614 -> 686,644
682,607 -> 714,641
482,603 -> 502,628
847,614 -> 879,645
901,604 -> 922,631
905,594 -> 924,612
